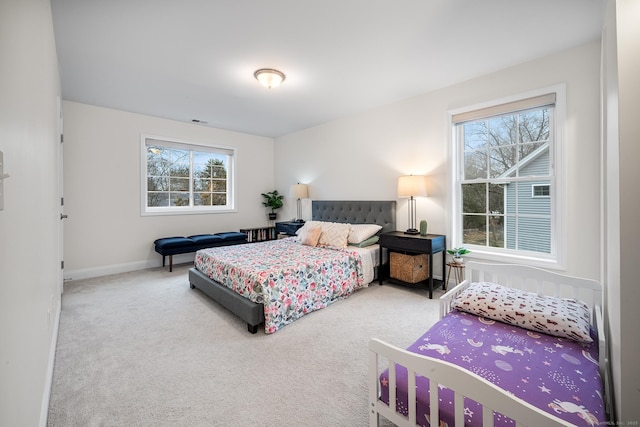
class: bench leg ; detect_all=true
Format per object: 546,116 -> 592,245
162,255 -> 166,268
169,255 -> 173,272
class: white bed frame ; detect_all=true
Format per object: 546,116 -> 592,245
369,261 -> 610,427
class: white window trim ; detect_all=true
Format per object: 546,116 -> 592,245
140,134 -> 237,216
446,84 -> 566,270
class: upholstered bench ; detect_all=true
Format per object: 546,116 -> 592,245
154,232 -> 247,272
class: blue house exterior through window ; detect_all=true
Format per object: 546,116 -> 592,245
503,144 -> 551,253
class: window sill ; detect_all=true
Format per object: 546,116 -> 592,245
462,250 -> 564,271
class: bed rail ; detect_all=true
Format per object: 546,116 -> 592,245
439,279 -> 470,318
368,338 -> 572,427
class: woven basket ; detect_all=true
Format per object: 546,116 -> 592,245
390,252 -> 429,284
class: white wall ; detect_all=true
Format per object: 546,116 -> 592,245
275,42 -> 602,280
604,0 -> 640,421
616,1 -> 640,418
62,102 -> 276,279
0,0 -> 62,425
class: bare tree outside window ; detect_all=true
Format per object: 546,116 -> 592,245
459,106 -> 552,253
142,137 -> 234,214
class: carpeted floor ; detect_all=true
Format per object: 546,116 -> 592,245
47,263 -> 444,427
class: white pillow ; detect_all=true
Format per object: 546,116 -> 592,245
317,222 -> 351,249
451,282 -> 593,343
348,224 -> 383,244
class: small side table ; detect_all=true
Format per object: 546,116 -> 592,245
445,262 -> 465,291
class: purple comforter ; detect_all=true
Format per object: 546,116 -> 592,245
380,310 -> 605,426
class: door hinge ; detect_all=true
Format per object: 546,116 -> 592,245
61,260 -> 64,269
61,197 -> 64,206
60,134 -> 64,143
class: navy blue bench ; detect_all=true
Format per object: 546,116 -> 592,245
154,232 -> 247,272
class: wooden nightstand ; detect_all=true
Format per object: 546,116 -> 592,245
378,231 -> 446,299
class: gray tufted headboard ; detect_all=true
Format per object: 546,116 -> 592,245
311,200 -> 396,235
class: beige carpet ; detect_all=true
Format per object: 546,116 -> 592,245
47,263 -> 444,427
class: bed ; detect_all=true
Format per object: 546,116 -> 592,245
189,200 -> 396,333
368,261 -> 611,426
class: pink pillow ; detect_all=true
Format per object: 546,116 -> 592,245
300,226 -> 321,247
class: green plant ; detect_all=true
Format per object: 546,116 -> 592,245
446,247 -> 471,257
261,190 -> 284,212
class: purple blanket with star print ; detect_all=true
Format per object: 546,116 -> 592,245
380,310 -> 605,426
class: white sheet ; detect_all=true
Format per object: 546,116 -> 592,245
349,244 -> 379,285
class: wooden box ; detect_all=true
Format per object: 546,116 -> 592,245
390,252 -> 429,283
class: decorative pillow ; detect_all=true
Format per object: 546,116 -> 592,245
451,282 -> 592,343
294,221 -> 320,243
317,222 -> 351,249
348,235 -> 379,248
295,221 -> 323,236
348,224 -> 383,244
299,226 -> 321,247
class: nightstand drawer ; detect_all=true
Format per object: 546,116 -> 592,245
379,233 -> 445,253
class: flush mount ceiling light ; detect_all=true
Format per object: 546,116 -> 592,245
254,68 -> 286,89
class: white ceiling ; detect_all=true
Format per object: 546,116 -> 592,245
51,0 -> 605,138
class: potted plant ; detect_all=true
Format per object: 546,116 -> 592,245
261,190 -> 284,220
447,247 -> 470,264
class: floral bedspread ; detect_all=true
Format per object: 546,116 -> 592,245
380,310 -> 606,426
194,238 -> 367,333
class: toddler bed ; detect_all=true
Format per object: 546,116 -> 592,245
189,200 -> 396,333
369,261 -> 610,426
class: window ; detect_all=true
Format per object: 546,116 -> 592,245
141,135 -> 235,215
449,86 -> 564,267
532,184 -> 550,198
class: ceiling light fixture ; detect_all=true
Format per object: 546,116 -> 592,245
254,68 -> 286,89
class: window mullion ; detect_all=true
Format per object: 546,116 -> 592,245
189,150 -> 194,207
514,182 -> 519,250
485,183 -> 490,247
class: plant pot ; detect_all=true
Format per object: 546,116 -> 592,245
268,212 -> 277,220
453,257 -> 464,264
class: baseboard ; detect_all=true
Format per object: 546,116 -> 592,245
39,298 -> 61,427
63,253 -> 196,281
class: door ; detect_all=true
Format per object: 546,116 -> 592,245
57,96 -> 65,294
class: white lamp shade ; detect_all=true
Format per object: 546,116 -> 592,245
397,175 -> 428,198
290,183 -> 309,199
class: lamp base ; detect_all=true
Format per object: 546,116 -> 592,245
404,228 -> 420,235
